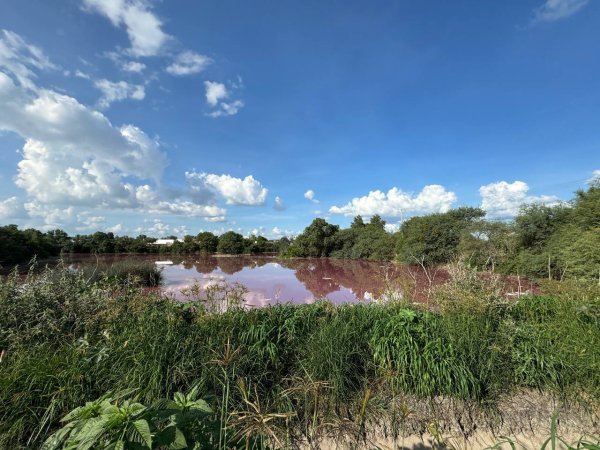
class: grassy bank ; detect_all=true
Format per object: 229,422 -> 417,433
1,265 -> 599,448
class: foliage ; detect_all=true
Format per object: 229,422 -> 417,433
196,232 -> 219,253
396,207 -> 485,266
289,215 -> 396,260
506,184 -> 600,281
81,260 -> 163,287
287,218 -> 340,257
0,224 -> 62,264
216,231 -> 245,255
42,387 -> 219,450
2,265 -> 600,448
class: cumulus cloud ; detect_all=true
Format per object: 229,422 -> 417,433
121,60 -> 145,73
186,172 -> 268,206
274,196 -> 285,211
479,181 -> 560,218
82,0 -> 171,57
76,212 -> 106,230
25,202 -> 74,229
204,81 -> 227,106
304,190 -> 319,203
207,100 -> 245,118
94,78 -> 145,108
167,51 -> 211,75
330,185 -> 457,218
588,169 -> 600,186
0,31 -> 232,226
384,223 -> 401,233
531,0 -> 589,23
106,223 -> 123,233
0,196 -> 21,219
204,80 -> 244,117
271,227 -> 296,238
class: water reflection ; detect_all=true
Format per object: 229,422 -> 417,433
62,254 -> 441,307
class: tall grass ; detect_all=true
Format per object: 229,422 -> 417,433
1,264 -> 599,448
80,259 -> 163,287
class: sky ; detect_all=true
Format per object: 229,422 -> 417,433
0,0 -> 599,238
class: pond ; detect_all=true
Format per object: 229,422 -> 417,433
62,254 -> 448,306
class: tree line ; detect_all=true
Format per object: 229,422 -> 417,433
286,181 -> 600,281
0,226 -> 290,265
1,182 -> 599,279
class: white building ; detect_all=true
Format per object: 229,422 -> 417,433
150,238 -> 183,246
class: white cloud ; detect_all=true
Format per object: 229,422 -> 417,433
0,72 -> 166,209
0,196 -> 21,219
147,199 -> 226,218
304,189 -> 319,203
204,80 -> 244,117
588,169 -> 600,185
134,219 -> 188,237
274,196 -> 285,211
74,70 -> 91,79
106,223 -> 123,233
271,227 -> 296,238
82,0 -> 171,57
384,223 -> 401,233
135,219 -> 170,236
479,181 -> 559,218
207,100 -> 245,118
532,0 -> 589,23
121,60 -> 145,73
94,79 -> 145,108
204,81 -> 227,106
25,202 -> 74,228
76,212 -> 106,230
248,226 -> 266,237
166,51 -> 211,75
0,29 -> 56,90
186,172 -> 268,206
0,31 -> 230,226
330,185 -> 457,218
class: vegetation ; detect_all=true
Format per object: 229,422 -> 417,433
2,182 -> 600,283
1,263 -> 599,448
80,260 -> 163,287
286,181 -> 600,281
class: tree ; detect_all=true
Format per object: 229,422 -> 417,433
514,204 -> 571,250
350,215 -> 365,229
396,207 -> 485,266
197,231 -> 218,253
288,218 -> 340,257
458,221 -> 516,271
246,235 -> 271,254
217,231 -> 245,254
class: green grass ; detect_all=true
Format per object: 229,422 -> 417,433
80,259 -> 163,287
1,264 -> 599,448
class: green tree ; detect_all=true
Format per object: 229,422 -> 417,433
458,221 -> 516,271
197,231 -> 218,253
396,207 -> 485,266
288,218 -> 340,257
217,231 -> 246,254
514,204 -> 571,250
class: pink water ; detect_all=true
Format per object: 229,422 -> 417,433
66,254 -> 415,307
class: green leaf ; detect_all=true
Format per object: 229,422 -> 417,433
169,428 -> 188,450
128,419 -> 152,448
189,399 -> 212,413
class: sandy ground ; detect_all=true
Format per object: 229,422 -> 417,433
297,390 -> 599,449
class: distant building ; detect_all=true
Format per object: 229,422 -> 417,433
150,238 -> 183,246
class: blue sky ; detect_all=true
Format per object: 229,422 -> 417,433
0,0 -> 598,237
